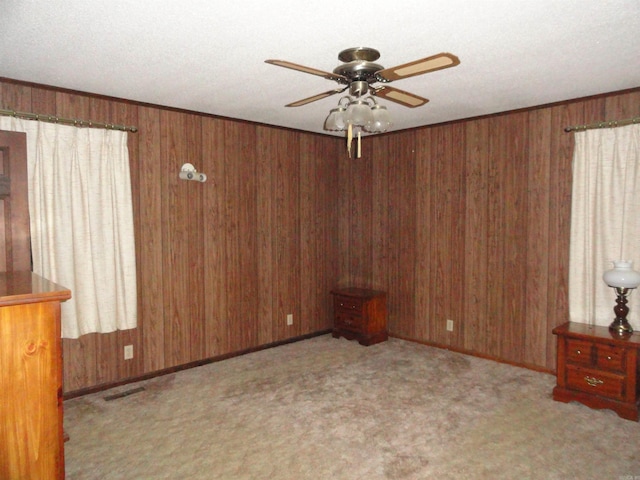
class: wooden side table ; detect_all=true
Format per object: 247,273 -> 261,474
552,321 -> 640,421
330,287 -> 387,346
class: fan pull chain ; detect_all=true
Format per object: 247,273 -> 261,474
357,131 -> 361,158
347,123 -> 353,157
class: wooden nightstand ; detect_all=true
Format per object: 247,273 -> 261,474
552,321 -> 640,421
331,287 -> 387,346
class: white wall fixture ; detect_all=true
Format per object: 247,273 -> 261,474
179,163 -> 207,183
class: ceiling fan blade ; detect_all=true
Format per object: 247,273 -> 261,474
265,59 -> 347,82
375,52 -> 460,82
372,86 -> 429,108
285,87 -> 347,107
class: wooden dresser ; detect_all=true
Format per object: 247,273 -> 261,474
331,287 -> 387,346
0,271 -> 71,479
552,321 -> 640,421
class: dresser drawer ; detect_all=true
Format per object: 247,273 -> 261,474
566,364 -> 625,401
595,344 -> 625,372
335,296 -> 363,314
335,313 -> 364,332
566,339 -> 593,366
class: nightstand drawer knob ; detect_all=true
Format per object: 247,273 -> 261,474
607,356 -> 612,360
576,349 -> 582,355
584,376 -> 604,387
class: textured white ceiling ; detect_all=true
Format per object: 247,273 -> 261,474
1,1 -> 639,136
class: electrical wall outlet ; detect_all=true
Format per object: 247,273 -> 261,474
446,319 -> 454,332
286,313 -> 293,326
124,344 -> 134,360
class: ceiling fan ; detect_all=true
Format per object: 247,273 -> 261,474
265,47 -> 460,108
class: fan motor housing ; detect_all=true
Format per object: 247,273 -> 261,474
338,47 -> 380,62
333,47 -> 384,83
333,61 -> 384,82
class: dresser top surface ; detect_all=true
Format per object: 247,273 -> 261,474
330,287 -> 386,299
553,321 -> 640,347
0,271 -> 71,306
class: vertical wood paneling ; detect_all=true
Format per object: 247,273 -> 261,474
386,131 -> 416,338
500,112 -> 528,362
430,125 -> 461,345
274,130 -> 301,340
413,130 -> 433,341
300,135 -> 339,332
546,99 -> 593,368
185,114 -> 205,363
524,108 -> 551,367
299,135 -> 318,332
448,124 -> 466,347
349,152 -> 373,288
463,118 -> 490,353
605,90 -> 639,119
1,77 -> 638,392
202,117 -> 229,357
224,122 -> 259,352
323,139 -> 341,327
370,135 -> 390,299
237,124 -> 259,351
0,78 -> 342,395
255,127 -> 276,345
0,83 -> 32,111
358,89 -> 639,371
336,145 -> 351,286
113,101 -> 142,381
138,106 -> 165,372
30,89 -> 56,116
484,115 -> 509,358
160,110 -> 188,368
160,111 -> 204,367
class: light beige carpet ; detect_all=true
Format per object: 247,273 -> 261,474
64,335 -> 640,479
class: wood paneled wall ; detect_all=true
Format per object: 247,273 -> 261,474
338,88 -> 640,371
0,79 -> 340,393
2,77 -> 639,391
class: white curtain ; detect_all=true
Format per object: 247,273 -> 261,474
0,117 -> 137,338
569,124 -> 640,328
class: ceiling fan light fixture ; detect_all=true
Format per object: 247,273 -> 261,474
345,99 -> 374,128
324,106 -> 347,131
365,104 -> 391,133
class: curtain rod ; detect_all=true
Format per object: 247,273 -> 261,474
564,115 -> 640,133
0,108 -> 138,133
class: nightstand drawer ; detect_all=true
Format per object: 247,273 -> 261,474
566,364 -> 625,401
335,313 -> 364,332
595,344 -> 625,372
335,296 -> 363,314
566,339 -> 593,366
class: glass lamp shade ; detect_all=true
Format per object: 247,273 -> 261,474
324,107 -> 347,131
603,260 -> 640,289
365,105 -> 391,133
345,100 -> 374,127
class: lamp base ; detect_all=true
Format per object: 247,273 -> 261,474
610,287 -> 634,335
609,318 -> 634,335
